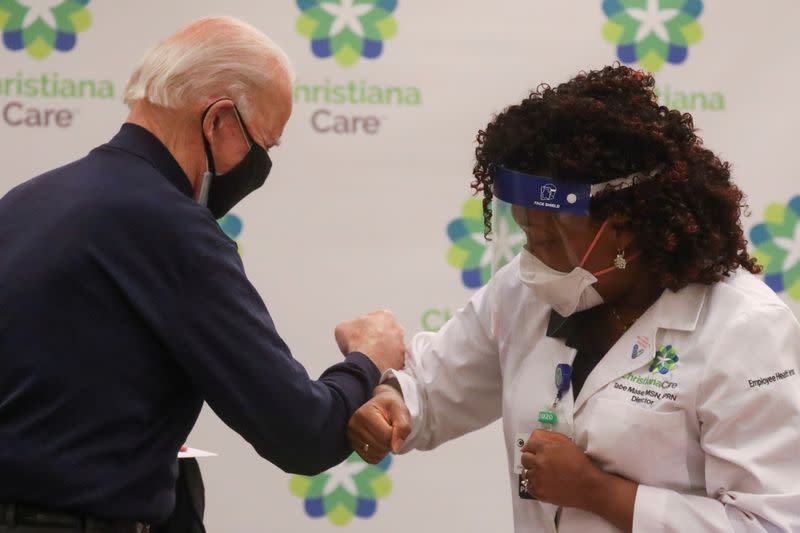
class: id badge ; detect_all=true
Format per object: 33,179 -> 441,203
515,422 -> 538,500
518,474 -> 535,500
552,401 -> 573,439
539,400 -> 574,439
513,429 -> 529,475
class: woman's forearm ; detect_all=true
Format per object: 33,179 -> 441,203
581,469 -> 638,532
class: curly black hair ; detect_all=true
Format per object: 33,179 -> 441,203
472,64 -> 760,291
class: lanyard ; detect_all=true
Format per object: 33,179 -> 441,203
538,363 -> 572,430
518,363 -> 574,501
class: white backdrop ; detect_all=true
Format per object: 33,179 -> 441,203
2,1 -> 800,531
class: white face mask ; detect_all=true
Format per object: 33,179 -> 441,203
519,248 -> 605,316
517,218 -> 634,317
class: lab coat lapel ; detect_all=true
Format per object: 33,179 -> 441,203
573,316 -> 658,413
573,284 -> 707,413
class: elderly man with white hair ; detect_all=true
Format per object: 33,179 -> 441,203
0,16 -> 405,533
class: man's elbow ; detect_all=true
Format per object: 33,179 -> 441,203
254,439 -> 350,476
282,459 -> 333,477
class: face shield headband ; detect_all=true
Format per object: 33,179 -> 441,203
493,167 -> 660,216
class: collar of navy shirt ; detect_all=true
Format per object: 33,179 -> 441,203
105,123 -> 195,199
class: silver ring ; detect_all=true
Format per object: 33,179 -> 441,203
363,443 -> 370,453
521,478 -> 529,490
522,467 -> 529,478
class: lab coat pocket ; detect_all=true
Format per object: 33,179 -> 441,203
584,396 -> 691,491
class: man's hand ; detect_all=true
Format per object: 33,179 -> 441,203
348,384 -> 411,464
335,310 -> 405,374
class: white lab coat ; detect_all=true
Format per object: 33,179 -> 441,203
389,255 -> 800,532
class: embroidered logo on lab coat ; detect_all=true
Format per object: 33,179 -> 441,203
631,336 -> 650,359
649,345 -> 679,375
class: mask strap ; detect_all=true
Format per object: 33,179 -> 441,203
592,251 -> 642,277
579,219 -> 610,268
579,218 -> 642,277
200,97 -> 233,175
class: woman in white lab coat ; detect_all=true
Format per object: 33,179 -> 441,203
347,65 -> 800,532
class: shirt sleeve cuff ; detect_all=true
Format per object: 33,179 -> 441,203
344,351 -> 381,390
317,351 -> 381,419
633,484 -> 670,532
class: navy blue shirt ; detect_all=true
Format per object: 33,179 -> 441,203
0,124 -> 380,524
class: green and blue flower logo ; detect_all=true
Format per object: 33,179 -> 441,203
649,345 -> 679,375
296,0 -> 398,67
447,198 -> 525,289
0,0 -> 92,59
217,213 -> 243,254
290,453 -> 392,526
750,196 -> 800,301
602,0 -> 704,72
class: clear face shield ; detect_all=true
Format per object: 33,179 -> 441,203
489,166 -> 598,276
488,167 -> 655,333
491,168 -> 604,275
488,168 -> 598,336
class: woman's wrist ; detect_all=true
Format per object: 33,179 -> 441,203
580,466 -> 637,532
578,464 -> 611,512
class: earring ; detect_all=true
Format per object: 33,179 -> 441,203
614,249 -> 627,270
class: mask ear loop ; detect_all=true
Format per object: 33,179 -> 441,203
550,215 -> 585,269
231,105 -> 255,150
197,97 -> 233,205
592,252 -> 641,277
579,219 -> 610,268
581,219 -> 642,278
200,97 -> 233,174
577,218 -> 642,277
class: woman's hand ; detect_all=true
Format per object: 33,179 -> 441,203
520,429 -> 602,508
521,429 -> 637,532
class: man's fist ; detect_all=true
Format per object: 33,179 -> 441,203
335,310 -> 405,373
348,384 -> 411,463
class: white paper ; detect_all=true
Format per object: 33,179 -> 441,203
178,447 -> 218,459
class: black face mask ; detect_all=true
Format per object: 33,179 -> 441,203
198,101 -> 272,218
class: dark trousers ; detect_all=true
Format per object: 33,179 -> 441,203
0,524 -> 76,533
153,459 -> 206,533
0,526 -> 149,533
0,459 -> 205,533
0,522 -> 148,533
0,524 -> 71,533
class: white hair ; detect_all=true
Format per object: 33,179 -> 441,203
123,16 -> 294,115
